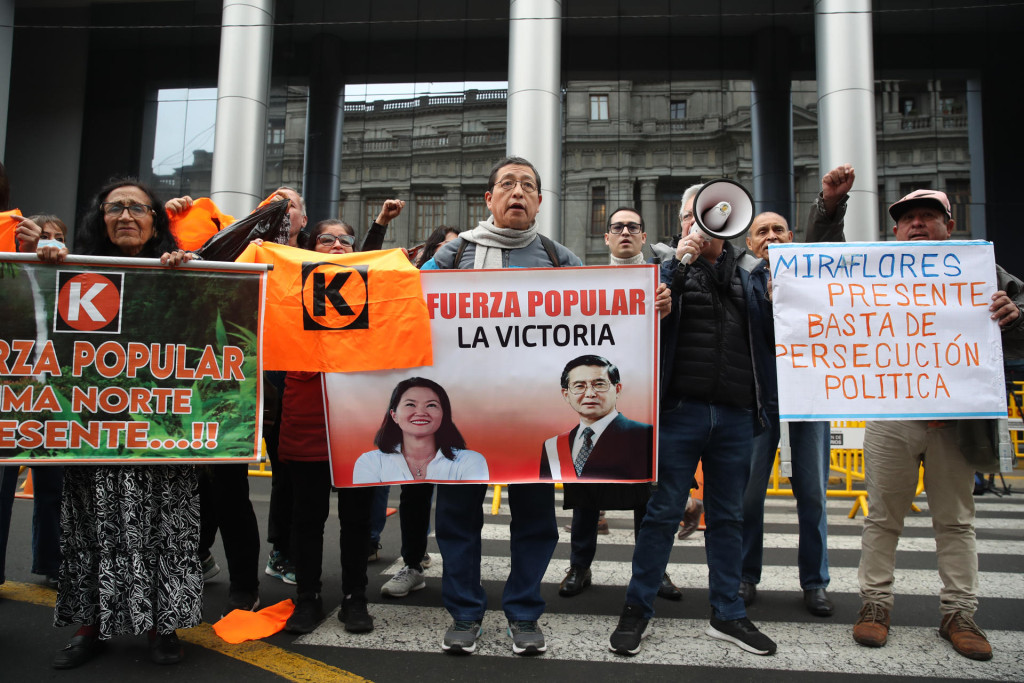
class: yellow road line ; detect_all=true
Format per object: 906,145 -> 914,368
0,581 -> 372,683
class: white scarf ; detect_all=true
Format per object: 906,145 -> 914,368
610,253 -> 646,266
458,217 -> 538,269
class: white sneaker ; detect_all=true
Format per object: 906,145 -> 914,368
381,566 -> 426,598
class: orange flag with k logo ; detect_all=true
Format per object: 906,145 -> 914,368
236,241 -> 432,372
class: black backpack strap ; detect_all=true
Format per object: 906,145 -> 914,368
539,234 -> 561,267
454,237 -> 470,267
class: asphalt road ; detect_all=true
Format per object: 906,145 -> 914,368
2,470 -> 1022,682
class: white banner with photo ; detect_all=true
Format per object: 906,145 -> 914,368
324,265 -> 660,486
770,241 -> 1007,421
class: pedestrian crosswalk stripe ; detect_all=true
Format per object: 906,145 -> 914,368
294,603 -> 1024,680
377,556 -> 1024,599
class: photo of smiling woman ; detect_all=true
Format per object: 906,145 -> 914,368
352,378 -> 489,484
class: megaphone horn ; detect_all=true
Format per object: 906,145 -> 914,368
692,178 -> 754,241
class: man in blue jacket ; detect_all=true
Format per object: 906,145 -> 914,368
425,156 -> 581,657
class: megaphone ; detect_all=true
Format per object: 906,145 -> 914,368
679,178 -> 754,265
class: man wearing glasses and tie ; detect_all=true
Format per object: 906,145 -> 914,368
541,355 -> 654,481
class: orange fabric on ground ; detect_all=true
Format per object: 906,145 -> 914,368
213,599 -> 296,644
236,242 -> 433,372
1,209 -> 25,252
167,198 -> 235,251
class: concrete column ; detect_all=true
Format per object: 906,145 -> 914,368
444,184 -> 462,228
507,0 -> 562,238
750,28 -> 794,220
0,0 -> 13,160
966,77 -> 986,240
303,34 -> 345,223
814,0 -> 878,241
638,177 -> 658,228
210,0 -> 274,218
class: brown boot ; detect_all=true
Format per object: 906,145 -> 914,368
853,603 -> 890,647
940,611 -> 993,661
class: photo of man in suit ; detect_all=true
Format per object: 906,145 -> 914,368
540,355 -> 654,481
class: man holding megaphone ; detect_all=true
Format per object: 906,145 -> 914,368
609,180 -> 778,657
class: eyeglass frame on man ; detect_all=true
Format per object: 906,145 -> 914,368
316,233 -> 355,247
608,222 -> 644,235
493,176 -> 538,194
567,379 -> 613,395
101,202 -> 154,218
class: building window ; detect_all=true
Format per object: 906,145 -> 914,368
590,186 -> 607,235
365,198 -> 388,233
415,194 -> 446,242
946,179 -> 971,235
466,196 -> 488,228
670,100 -> 687,120
590,94 -> 609,121
267,127 -> 285,145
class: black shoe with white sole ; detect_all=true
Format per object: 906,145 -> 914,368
608,604 -> 650,656
705,616 -> 776,655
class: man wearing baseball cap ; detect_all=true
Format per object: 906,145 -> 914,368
852,188 -> 1024,661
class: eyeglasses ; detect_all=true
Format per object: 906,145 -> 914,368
567,379 -> 612,395
101,202 -> 154,218
316,233 -> 355,247
494,177 -> 538,194
608,222 -> 643,235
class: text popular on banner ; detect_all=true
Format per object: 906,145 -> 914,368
770,241 -> 1007,420
324,265 -> 660,486
0,255 -> 265,464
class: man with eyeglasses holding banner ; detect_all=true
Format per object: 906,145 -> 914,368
423,156 -> 581,657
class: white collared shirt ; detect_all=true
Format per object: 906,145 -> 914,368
352,445 -> 489,484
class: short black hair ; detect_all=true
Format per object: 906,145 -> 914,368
487,156 -> 542,195
560,355 -> 620,389
607,206 -> 644,232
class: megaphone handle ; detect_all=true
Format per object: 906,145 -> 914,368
680,253 -> 693,266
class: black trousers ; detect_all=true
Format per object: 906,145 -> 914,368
398,483 -> 434,569
289,460 -> 374,598
198,463 -> 260,593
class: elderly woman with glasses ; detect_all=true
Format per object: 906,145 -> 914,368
32,179 -> 200,669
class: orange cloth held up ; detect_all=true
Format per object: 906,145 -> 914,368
236,242 -> 433,372
167,198 -> 235,251
0,208 -> 25,252
213,599 -> 295,644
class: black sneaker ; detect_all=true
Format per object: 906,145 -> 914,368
221,589 -> 260,619
705,616 -> 777,655
339,594 -> 374,633
285,594 -> 324,634
609,604 -> 650,656
149,631 -> 183,665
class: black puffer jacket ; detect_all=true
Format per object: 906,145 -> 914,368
666,243 -> 755,409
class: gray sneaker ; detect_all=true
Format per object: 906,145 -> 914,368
381,566 -> 426,597
507,620 -> 547,655
442,620 -> 483,654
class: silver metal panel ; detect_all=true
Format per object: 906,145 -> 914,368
210,0 -> 274,219
815,0 -> 879,242
507,0 -> 563,238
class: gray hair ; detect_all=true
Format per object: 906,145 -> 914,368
678,183 -> 704,223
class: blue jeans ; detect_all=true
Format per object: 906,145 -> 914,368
369,485 -> 390,544
742,417 -> 830,589
435,483 -> 557,622
626,398 -> 752,620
